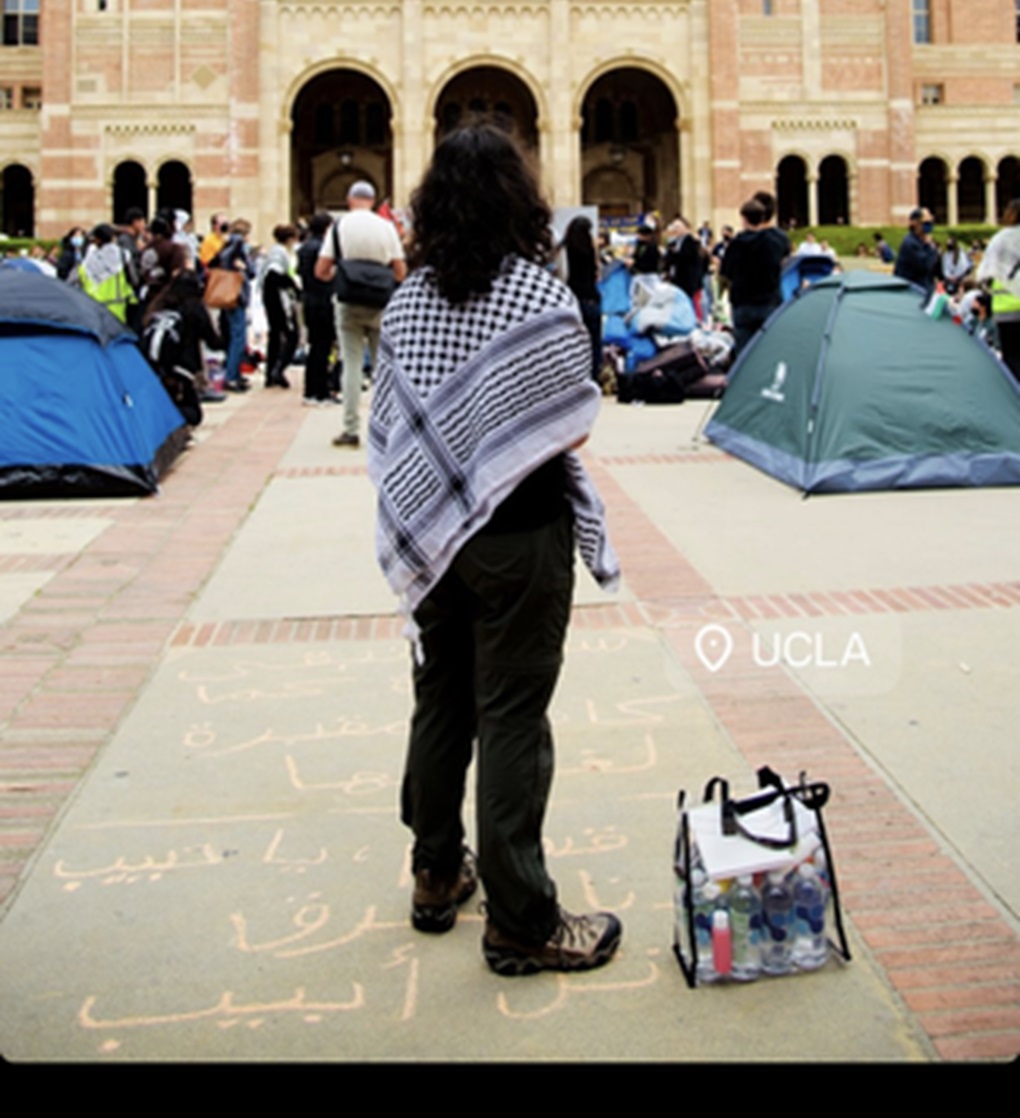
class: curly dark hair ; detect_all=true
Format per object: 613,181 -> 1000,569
408,123 -> 553,304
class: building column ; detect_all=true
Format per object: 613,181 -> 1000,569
544,0 -> 573,208
687,0 -> 714,228
984,171 -> 997,224
808,172 -> 819,227
884,0 -> 918,222
397,0 -> 425,205
947,172 -> 959,226
706,0 -> 742,229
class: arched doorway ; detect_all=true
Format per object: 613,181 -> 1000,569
997,156 -> 1020,220
433,66 -> 539,154
776,155 -> 809,229
957,156 -> 985,223
579,68 -> 678,218
917,156 -> 948,224
818,155 -> 849,225
1,163 -> 34,236
291,69 -> 394,219
156,160 -> 193,218
112,160 -> 147,224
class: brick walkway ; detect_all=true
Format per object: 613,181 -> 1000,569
1,396 -> 1017,1060
0,394 -> 306,905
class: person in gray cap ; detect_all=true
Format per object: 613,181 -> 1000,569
315,180 -> 406,447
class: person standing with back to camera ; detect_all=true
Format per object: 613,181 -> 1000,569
367,123 -> 623,976
315,181 -> 406,448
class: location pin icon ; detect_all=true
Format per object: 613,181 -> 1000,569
694,624 -> 733,673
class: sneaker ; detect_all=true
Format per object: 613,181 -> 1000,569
483,908 -> 622,976
332,432 -> 360,448
224,379 -> 250,393
411,850 -> 478,934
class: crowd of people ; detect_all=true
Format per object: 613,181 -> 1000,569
12,179 -> 1018,438
552,194 -> 1020,381
25,192 -> 414,442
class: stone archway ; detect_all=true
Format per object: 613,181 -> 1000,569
776,155 -> 809,229
997,156 -> 1020,220
918,156 -> 948,224
291,69 -> 394,219
1,163 -> 33,236
432,65 -> 539,153
957,156 -> 986,224
156,160 -> 193,218
579,68 -> 678,219
112,160 -> 147,224
818,155 -> 850,225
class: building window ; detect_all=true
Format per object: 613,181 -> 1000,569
920,83 -> 943,105
912,0 -> 931,45
1016,0 -> 1020,42
763,0 -> 773,14
3,1 -> 39,46
22,84 -> 40,108
0,86 -> 13,108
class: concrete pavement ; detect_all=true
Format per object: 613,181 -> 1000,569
0,385 -> 1017,1061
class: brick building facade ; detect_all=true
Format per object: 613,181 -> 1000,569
2,0 -> 1019,240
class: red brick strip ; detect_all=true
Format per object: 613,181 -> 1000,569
585,456 -> 1020,1062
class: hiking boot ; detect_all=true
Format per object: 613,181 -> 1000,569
483,908 -> 622,976
412,850 -> 478,934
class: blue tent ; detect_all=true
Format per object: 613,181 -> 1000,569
0,270 -> 188,498
779,254 -> 836,302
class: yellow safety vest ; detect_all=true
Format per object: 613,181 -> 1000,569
78,260 -> 136,324
990,279 -> 1020,319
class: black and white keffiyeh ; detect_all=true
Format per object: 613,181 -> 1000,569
368,256 -> 620,620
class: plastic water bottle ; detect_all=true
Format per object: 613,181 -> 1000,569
728,874 -> 762,982
673,859 -> 688,956
791,863 -> 828,970
813,847 -> 833,930
693,875 -> 724,984
761,870 -> 794,976
711,909 -> 733,979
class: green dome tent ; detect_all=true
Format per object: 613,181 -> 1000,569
706,272 -> 1020,493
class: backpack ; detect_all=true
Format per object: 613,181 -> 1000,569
141,309 -> 184,374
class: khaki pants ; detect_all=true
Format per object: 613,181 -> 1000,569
334,301 -> 382,437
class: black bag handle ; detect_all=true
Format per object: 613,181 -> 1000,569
701,768 -> 797,850
699,768 -> 831,851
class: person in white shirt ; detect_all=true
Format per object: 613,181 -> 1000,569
315,181 -> 406,447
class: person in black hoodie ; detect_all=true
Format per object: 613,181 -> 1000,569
143,269 -> 226,419
296,211 -> 338,404
560,215 -> 602,381
662,216 -> 708,319
720,197 -> 790,356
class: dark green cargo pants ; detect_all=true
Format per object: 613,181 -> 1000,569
402,508 -> 574,945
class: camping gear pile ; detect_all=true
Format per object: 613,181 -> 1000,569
0,269 -> 188,498
599,262 -> 733,403
705,272 -> 1020,492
